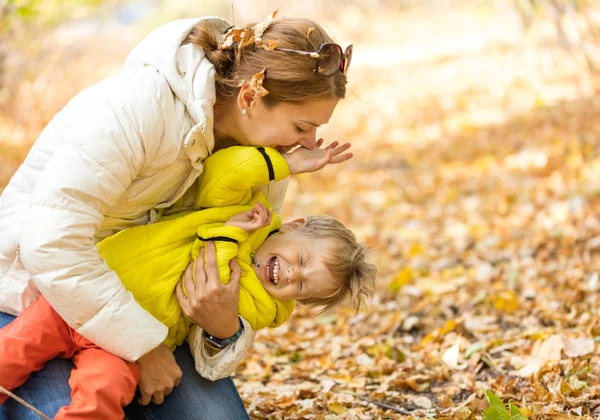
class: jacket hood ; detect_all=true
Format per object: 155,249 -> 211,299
124,18 -> 231,163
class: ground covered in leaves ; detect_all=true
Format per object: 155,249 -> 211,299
233,9 -> 600,420
4,5 -> 600,420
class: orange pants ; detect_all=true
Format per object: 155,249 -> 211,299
0,297 -> 139,419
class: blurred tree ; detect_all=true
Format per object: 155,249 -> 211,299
514,0 -> 600,74
0,0 -> 126,98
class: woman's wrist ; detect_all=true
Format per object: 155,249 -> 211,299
203,317 -> 244,349
205,317 -> 239,339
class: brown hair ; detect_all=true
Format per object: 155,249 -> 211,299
289,216 -> 376,313
186,17 -> 347,105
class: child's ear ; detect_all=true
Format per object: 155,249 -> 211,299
281,218 -> 306,232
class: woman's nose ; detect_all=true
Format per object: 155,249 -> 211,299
298,134 -> 317,150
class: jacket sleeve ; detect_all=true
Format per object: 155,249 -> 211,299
186,316 -> 256,380
195,146 -> 290,209
257,178 -> 289,213
19,67 -> 172,362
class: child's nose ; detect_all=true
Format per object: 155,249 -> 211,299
287,266 -> 301,283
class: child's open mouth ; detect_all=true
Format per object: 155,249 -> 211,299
264,256 -> 280,285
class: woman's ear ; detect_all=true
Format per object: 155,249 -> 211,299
281,218 -> 306,232
237,83 -> 259,113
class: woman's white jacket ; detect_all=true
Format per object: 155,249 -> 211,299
0,17 -> 288,379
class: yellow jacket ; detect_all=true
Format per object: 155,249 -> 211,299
97,146 -> 296,349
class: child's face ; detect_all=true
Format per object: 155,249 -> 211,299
252,229 -> 339,301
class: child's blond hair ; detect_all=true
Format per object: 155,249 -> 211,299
290,215 -> 376,313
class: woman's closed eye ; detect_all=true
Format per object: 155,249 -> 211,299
295,125 -> 308,134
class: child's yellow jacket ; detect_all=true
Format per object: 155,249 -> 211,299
97,146 -> 296,348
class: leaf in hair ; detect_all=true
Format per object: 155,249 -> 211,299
250,69 -> 269,97
259,40 -> 279,51
239,32 -> 256,49
307,27 -> 315,38
253,10 -> 278,42
221,27 -> 252,50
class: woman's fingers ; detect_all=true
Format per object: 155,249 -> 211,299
183,259 -> 198,295
192,248 -> 206,284
175,281 -> 189,311
204,242 -> 220,286
138,392 -> 151,406
227,259 -> 242,289
151,392 -> 165,405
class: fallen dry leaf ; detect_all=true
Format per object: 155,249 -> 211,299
563,337 -> 595,358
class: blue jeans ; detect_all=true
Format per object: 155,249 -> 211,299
0,311 -> 249,420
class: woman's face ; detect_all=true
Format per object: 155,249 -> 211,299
238,96 -> 339,150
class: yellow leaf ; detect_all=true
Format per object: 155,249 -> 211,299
330,402 -> 347,415
491,290 -> 519,314
389,267 -> 413,292
420,319 -> 457,345
443,187 -> 458,203
408,242 -> 424,257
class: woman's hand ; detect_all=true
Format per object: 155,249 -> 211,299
136,343 -> 182,405
282,139 -> 353,175
176,242 -> 241,339
225,202 -> 272,234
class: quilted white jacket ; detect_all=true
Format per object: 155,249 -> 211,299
0,17 -> 288,378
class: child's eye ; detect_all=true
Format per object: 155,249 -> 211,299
295,125 -> 307,134
298,252 -> 304,295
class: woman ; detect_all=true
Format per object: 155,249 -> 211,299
0,13 -> 352,419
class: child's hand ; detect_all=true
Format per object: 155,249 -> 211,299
282,139 -> 353,175
225,202 -> 272,234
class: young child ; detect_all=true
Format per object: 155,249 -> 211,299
0,145 -> 376,419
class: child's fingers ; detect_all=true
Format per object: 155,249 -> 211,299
324,140 -> 339,150
257,202 -> 268,217
331,142 -> 351,155
330,152 -> 353,164
317,149 -> 334,169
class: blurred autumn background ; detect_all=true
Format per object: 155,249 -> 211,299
4,0 -> 600,418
